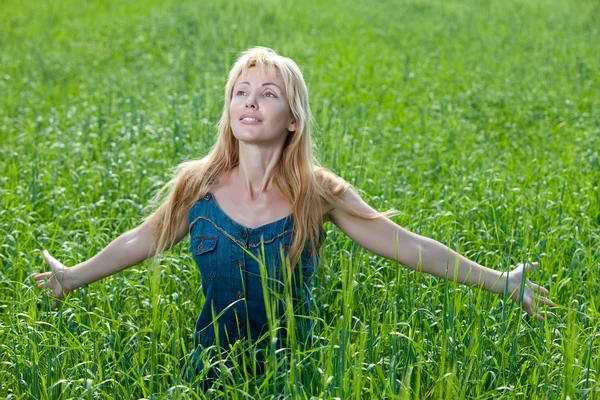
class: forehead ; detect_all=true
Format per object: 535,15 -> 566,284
234,66 -> 285,87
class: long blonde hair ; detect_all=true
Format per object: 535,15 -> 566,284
145,47 -> 391,268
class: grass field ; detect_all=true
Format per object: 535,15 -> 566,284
1,0 -> 599,398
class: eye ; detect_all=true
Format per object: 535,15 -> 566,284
264,91 -> 277,98
235,90 -> 247,96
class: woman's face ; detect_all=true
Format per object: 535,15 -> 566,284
230,67 -> 296,145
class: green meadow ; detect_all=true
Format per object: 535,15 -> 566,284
1,0 -> 599,398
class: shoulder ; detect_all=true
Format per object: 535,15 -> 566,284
313,167 -> 367,221
314,167 -> 346,191
328,187 -> 378,222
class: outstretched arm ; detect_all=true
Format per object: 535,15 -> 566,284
34,215 -> 189,308
328,188 -> 556,322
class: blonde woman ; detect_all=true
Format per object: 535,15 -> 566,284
34,47 -> 555,387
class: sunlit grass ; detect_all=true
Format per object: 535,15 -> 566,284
1,0 -> 599,398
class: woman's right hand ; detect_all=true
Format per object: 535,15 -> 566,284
33,250 -> 76,308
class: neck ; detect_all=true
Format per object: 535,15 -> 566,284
236,141 -> 283,199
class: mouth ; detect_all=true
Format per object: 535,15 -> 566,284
239,114 -> 262,124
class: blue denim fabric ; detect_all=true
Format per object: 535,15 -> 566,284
182,192 -> 325,387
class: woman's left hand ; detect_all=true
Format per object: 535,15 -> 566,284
506,261 -> 556,322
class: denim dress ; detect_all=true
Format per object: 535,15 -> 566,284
182,192 -> 325,385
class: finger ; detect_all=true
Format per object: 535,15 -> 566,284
526,261 -> 539,272
34,272 -> 52,281
535,296 -> 557,308
43,250 -> 63,272
524,295 -> 540,317
43,250 -> 58,266
536,314 -> 545,323
536,312 -> 553,323
529,282 -> 550,296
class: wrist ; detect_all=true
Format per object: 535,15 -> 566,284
66,264 -> 83,293
486,268 -> 509,295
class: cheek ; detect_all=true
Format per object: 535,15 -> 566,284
271,103 -> 291,121
230,97 -> 243,111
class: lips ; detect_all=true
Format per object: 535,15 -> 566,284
239,113 -> 262,123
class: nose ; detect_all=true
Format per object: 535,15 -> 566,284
245,93 -> 258,109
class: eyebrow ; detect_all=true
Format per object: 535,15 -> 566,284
238,81 -> 283,92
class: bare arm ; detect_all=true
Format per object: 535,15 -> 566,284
328,188 -> 555,322
34,215 -> 189,307
71,216 -> 189,287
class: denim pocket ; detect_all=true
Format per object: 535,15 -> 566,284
190,234 -> 218,282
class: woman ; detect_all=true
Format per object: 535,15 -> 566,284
34,47 -> 555,388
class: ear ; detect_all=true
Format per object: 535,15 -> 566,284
287,119 -> 296,133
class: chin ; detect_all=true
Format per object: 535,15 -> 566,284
232,131 -> 265,144
232,127 -> 257,138
231,125 -> 281,144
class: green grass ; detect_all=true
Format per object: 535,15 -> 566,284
1,0 -> 599,398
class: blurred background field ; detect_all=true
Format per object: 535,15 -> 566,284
1,0 -> 599,398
